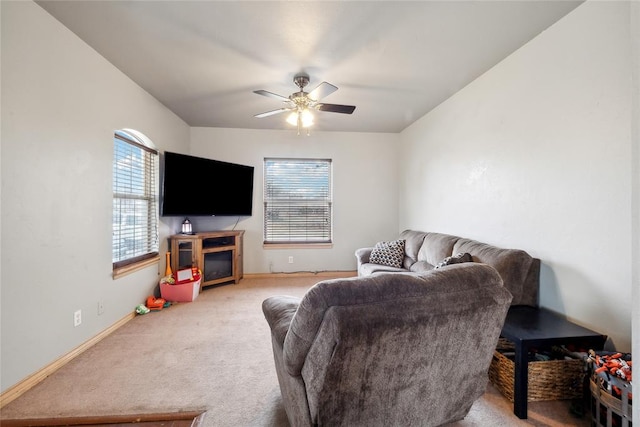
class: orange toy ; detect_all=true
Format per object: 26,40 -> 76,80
146,296 -> 166,311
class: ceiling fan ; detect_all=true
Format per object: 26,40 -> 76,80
253,73 -> 356,133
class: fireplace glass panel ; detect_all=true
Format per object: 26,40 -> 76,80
204,250 -> 233,282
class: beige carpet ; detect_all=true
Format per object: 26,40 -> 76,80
1,275 -> 590,426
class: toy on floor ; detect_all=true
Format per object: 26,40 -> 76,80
146,296 -> 167,311
588,350 -> 632,400
135,304 -> 150,315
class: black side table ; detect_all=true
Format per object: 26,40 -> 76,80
500,306 -> 607,419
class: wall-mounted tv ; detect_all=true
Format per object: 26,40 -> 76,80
161,151 -> 254,217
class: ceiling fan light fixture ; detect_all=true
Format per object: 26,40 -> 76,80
300,109 -> 314,128
286,111 -> 299,126
286,109 -> 314,128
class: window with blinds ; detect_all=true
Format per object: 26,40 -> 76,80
112,131 -> 159,269
264,158 -> 332,244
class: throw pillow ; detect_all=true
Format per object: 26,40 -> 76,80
434,252 -> 473,269
369,239 -> 406,268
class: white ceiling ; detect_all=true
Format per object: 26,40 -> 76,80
36,1 -> 583,133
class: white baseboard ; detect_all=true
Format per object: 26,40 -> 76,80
243,270 -> 357,279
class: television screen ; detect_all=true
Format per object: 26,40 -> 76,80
161,152 -> 254,216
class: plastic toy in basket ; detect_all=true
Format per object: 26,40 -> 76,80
588,350 -> 632,399
160,275 -> 175,285
175,267 -> 201,284
588,350 -> 632,427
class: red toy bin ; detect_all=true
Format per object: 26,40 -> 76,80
160,278 -> 200,302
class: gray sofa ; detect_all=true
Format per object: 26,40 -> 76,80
262,263 -> 513,426
356,230 -> 540,307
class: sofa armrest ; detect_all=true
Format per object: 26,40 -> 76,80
262,296 -> 301,347
355,247 -> 373,269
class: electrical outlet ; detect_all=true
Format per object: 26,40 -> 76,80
98,301 -> 105,315
288,256 -> 294,264
74,309 -> 82,327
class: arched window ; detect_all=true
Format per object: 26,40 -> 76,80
112,129 -> 159,276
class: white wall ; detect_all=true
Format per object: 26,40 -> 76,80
188,127 -> 400,274
1,2 -> 190,392
399,1 -> 633,351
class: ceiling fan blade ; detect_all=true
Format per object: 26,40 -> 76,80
317,103 -> 356,114
253,90 -> 290,102
255,108 -> 289,118
308,82 -> 338,101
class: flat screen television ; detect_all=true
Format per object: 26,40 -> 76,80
161,151 -> 254,217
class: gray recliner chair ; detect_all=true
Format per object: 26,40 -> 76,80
262,263 -> 513,427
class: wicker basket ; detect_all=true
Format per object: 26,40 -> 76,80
488,339 -> 586,402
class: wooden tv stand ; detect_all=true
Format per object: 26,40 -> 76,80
169,230 -> 244,289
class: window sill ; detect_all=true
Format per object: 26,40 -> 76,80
112,255 -> 160,279
263,243 -> 333,250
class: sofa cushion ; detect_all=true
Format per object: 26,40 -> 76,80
399,230 -> 428,269
360,263 -> 407,275
417,233 -> 460,266
434,252 -> 473,269
408,260 -> 434,273
369,239 -> 405,268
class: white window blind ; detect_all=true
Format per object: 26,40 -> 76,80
112,132 -> 159,268
264,158 -> 332,244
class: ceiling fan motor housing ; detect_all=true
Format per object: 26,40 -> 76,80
293,73 -> 310,90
